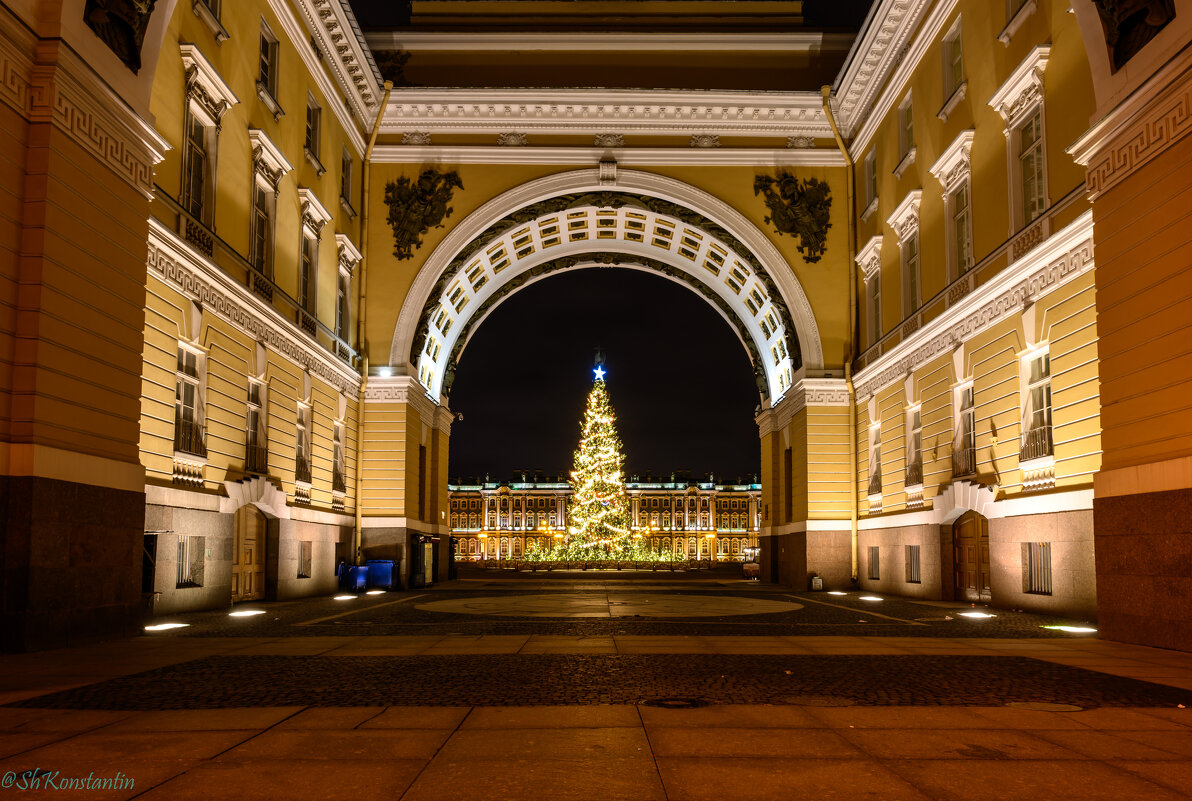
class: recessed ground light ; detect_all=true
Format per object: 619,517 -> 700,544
366,590 -> 385,595
333,595 -> 357,601
827,591 -> 847,596
959,611 -> 996,619
144,622 -> 189,631
1042,625 -> 1097,633
859,596 -> 883,601
229,610 -> 266,617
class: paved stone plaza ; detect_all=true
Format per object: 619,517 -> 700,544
2,574 -> 1191,800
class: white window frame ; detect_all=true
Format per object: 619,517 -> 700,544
886,191 -> 922,321
906,405 -> 923,488
295,402 -> 313,486
938,19 -> 967,121
1019,345 -> 1054,466
257,20 -> 282,118
304,92 -> 325,175
868,421 -> 882,499
861,149 -> 879,221
177,45 -> 237,228
176,534 -> 205,588
953,382 -> 976,477
929,131 -> 976,283
895,93 -> 916,178
246,378 -> 267,465
340,147 -> 356,218
175,343 -> 206,458
989,47 -> 1051,238
998,0 -> 1037,46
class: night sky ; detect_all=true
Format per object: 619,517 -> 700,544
446,268 -> 763,483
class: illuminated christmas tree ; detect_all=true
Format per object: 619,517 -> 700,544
566,359 -> 631,554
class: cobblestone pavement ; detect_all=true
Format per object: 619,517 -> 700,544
11,654 -> 1192,710
148,575 -> 1098,640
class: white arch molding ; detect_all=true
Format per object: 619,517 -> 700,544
389,168 -> 825,403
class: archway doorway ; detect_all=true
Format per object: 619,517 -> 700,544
952,511 -> 991,603
232,506 -> 267,602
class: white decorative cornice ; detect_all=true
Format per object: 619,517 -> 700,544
690,134 -> 721,148
248,128 -> 292,189
401,132 -> 431,145
263,0 -> 367,155
886,190 -> 922,243
988,46 -> 1050,129
297,187 -> 333,238
854,211 -> 1094,400
295,0 -> 380,125
802,378 -> 851,406
928,130 -> 975,190
364,375 -> 437,419
336,233 -> 362,273
179,43 -> 239,123
496,132 -> 528,147
1069,43 -> 1192,201
835,0 -> 935,137
379,89 -> 832,139
857,235 -> 884,279
147,218 -> 361,395
787,135 -> 815,148
371,145 -> 844,167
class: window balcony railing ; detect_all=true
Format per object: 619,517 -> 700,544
867,473 -> 882,497
174,416 -> 207,458
905,461 -> 923,487
952,446 -> 976,478
1020,425 -> 1053,462
245,442 -> 268,474
295,453 -> 312,485
248,268 -> 273,302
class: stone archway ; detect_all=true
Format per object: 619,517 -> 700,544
389,168 -> 825,405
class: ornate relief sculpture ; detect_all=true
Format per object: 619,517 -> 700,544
1093,0 -> 1177,72
753,173 -> 832,263
84,0 -> 157,73
384,169 -> 464,261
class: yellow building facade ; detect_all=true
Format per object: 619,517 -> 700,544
2,0 -> 1191,651
449,475 -> 760,562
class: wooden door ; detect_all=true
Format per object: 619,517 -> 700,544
233,506 -> 266,601
952,511 -> 991,602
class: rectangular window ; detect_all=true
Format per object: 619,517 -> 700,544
952,182 -> 974,275
305,96 -> 322,162
199,0 -> 221,16
250,178 -> 274,277
295,404 -> 312,484
1019,110 -> 1045,225
1022,352 -> 1052,460
418,444 -> 427,521
864,150 -> 877,210
341,148 -> 354,207
332,423 -> 346,493
176,535 -> 204,588
902,231 -> 920,315
943,23 -> 964,98
868,272 -> 881,345
1023,542 -> 1052,594
868,424 -> 882,496
258,26 -> 278,98
175,346 -> 205,457
906,544 -> 922,584
868,546 -> 880,581
246,379 -> 267,473
898,96 -> 914,160
299,234 -> 316,313
954,384 -> 976,476
181,109 -> 211,224
783,447 -> 793,523
336,271 -> 351,340
906,407 -> 923,486
298,540 -> 313,579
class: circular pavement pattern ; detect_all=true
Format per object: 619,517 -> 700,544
414,593 -> 804,618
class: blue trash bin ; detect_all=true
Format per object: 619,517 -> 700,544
366,560 -> 395,590
341,565 -> 367,591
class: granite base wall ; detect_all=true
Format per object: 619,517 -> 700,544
1,477 -> 144,651
146,502 -> 233,616
989,509 -> 1097,620
856,525 -> 943,600
1095,487 -> 1192,651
